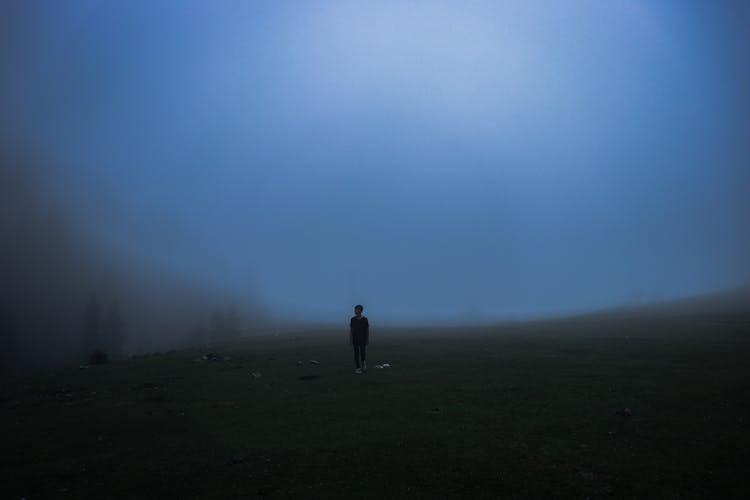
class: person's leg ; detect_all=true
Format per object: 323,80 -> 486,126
360,344 -> 367,370
353,344 -> 361,369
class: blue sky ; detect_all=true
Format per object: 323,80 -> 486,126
2,0 -> 748,323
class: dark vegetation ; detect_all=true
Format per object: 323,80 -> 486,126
0,156 -> 270,376
1,299 -> 748,499
87,350 -> 109,366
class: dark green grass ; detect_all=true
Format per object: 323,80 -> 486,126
2,317 -> 748,499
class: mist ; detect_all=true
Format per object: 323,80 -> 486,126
1,1 -> 749,368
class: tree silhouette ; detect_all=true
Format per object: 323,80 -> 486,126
189,319 -> 208,347
225,304 -> 241,340
208,305 -> 242,344
0,308 -> 17,378
103,301 -> 125,359
81,295 -> 101,359
209,306 -> 226,345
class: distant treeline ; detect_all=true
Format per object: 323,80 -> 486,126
0,155 -> 268,378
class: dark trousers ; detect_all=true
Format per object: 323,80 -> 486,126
353,344 -> 366,368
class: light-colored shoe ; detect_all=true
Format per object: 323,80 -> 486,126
354,368 -> 362,374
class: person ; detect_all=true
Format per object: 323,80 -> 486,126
349,304 -> 369,374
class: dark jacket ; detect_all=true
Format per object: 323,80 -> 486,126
350,315 -> 369,345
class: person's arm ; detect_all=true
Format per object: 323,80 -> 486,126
364,317 -> 370,345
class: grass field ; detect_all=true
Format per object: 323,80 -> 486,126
2,313 -> 748,499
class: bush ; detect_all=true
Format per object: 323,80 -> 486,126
88,350 -> 109,365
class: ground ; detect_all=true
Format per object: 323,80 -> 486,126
2,314 -> 748,499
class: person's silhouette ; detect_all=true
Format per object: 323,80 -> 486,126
349,304 -> 369,374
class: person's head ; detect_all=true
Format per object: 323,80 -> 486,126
354,304 -> 364,316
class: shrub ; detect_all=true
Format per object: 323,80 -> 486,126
88,350 -> 109,365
